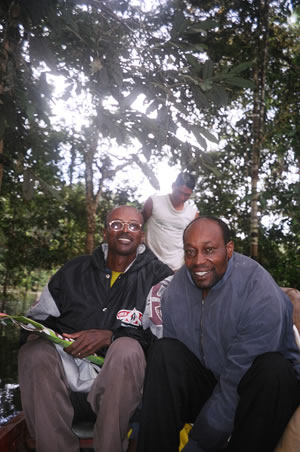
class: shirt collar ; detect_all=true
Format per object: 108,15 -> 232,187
102,243 -> 146,273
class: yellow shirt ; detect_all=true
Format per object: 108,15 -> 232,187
110,271 -> 123,287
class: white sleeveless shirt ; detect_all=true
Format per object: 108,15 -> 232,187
145,194 -> 197,271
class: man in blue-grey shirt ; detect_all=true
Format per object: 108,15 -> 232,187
137,215 -> 300,452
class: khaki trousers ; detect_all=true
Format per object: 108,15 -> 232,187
18,336 -> 146,452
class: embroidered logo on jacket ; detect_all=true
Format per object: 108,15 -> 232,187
117,308 -> 143,326
148,277 -> 173,325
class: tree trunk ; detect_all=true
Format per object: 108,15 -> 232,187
0,140 -> 3,193
250,0 -> 269,260
84,135 -> 103,254
86,201 -> 97,254
85,147 -> 96,254
0,1 -> 22,193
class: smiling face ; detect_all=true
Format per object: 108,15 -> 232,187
184,219 -> 234,297
104,206 -> 144,258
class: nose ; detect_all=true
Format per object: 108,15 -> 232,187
123,223 -> 129,232
193,251 -> 207,266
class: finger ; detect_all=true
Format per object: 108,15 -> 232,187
64,342 -> 80,355
63,332 -> 81,339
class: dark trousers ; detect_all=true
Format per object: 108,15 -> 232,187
137,338 -> 300,452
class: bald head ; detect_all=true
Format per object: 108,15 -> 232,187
183,215 -> 231,245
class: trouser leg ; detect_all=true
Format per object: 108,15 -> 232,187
18,338 -> 79,452
228,352 -> 300,452
88,337 -> 146,452
136,338 -> 217,452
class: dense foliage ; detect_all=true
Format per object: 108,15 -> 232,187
0,0 -> 299,293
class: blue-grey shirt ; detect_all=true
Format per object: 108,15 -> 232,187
161,252 -> 300,449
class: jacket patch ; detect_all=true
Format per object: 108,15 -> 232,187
148,277 -> 172,325
117,308 -> 143,326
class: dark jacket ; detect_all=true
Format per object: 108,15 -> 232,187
36,244 -> 173,339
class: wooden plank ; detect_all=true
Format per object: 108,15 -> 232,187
0,413 -> 28,452
0,412 -> 94,450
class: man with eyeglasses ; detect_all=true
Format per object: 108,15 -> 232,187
18,205 -> 173,452
142,171 -> 198,271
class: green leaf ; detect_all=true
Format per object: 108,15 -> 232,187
26,103 -> 36,122
190,43 -> 208,52
225,77 -> 255,89
191,86 -> 210,109
198,127 -> 219,144
229,61 -> 253,75
199,80 -> 212,92
171,10 -> 188,38
192,126 -> 207,151
201,160 -> 222,178
189,20 -> 219,31
61,84 -> 74,101
207,86 -> 229,107
186,54 -> 202,71
203,60 -> 214,79
187,27 -> 207,37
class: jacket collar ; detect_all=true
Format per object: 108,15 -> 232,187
101,243 -> 146,273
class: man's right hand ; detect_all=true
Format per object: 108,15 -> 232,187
62,329 -> 113,358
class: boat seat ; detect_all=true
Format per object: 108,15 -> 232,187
72,420 -> 94,439
72,421 -> 94,449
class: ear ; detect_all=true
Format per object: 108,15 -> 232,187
226,241 -> 234,259
103,228 -> 107,241
140,231 -> 145,244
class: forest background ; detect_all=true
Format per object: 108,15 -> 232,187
0,0 -> 299,301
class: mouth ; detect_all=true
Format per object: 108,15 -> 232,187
195,271 -> 210,276
193,270 -> 211,279
118,235 -> 132,244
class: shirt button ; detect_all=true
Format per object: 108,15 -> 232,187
105,274 -> 110,279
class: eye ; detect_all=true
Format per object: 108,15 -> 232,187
184,249 -> 196,258
128,223 -> 141,232
205,247 -> 215,254
110,220 -> 122,230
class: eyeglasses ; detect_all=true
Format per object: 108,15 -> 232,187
108,220 -> 142,232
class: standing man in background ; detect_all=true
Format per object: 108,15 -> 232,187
142,171 -> 198,271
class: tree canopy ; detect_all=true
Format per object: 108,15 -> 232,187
0,0 -> 299,292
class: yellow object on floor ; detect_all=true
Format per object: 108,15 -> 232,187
179,423 -> 193,451
128,422 -> 192,450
